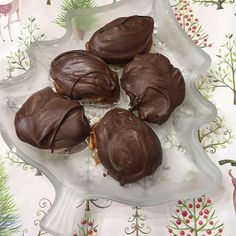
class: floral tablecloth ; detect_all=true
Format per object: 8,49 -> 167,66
0,0 -> 236,235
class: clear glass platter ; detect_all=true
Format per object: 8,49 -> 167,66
0,0 -> 222,235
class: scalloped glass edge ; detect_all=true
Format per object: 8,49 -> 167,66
0,0 -> 222,205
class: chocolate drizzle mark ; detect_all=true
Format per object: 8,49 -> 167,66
87,15 -> 154,64
50,50 -> 120,103
14,87 -> 90,151
121,53 -> 185,124
90,108 -> 163,185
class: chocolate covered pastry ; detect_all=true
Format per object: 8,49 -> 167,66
15,87 -> 90,151
89,108 -> 163,186
121,53 -> 185,125
50,50 -> 120,103
86,15 -> 154,64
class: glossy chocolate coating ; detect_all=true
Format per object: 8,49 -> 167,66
121,53 -> 185,125
50,50 -> 120,103
15,87 -> 90,151
87,15 -> 154,64
91,108 -> 162,185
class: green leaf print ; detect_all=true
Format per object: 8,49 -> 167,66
196,76 -> 235,154
7,17 -> 45,78
198,115 -> 234,154
192,0 -> 235,10
54,0 -> 95,29
0,162 -> 20,235
219,159 -> 236,166
207,34 -> 236,105
195,75 -> 215,100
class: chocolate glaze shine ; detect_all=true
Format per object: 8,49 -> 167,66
90,108 -> 162,186
50,50 -> 120,103
121,53 -> 185,125
14,87 -> 90,151
87,16 -> 154,64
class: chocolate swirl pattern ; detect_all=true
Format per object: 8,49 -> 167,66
121,53 -> 185,125
87,15 -> 154,64
50,50 -> 120,103
90,108 -> 162,186
14,87 -> 90,151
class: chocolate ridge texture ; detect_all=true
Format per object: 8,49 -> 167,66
90,108 -> 163,186
50,50 -> 120,103
14,87 -> 90,151
87,15 -> 154,64
121,53 -> 185,125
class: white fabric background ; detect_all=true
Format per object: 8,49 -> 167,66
0,0 -> 235,235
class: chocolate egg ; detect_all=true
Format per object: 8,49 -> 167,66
87,15 -> 154,64
50,50 -> 120,103
15,87 -> 90,151
89,108 -> 162,185
121,53 -> 185,125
